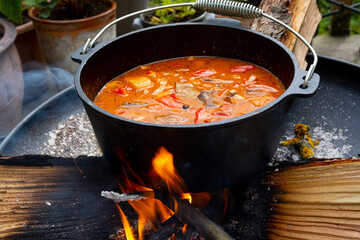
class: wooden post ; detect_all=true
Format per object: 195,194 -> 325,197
330,0 -> 353,36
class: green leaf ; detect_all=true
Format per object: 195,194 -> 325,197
38,7 -> 51,19
36,0 -> 58,9
0,0 -> 23,24
161,0 -> 172,5
23,0 -> 38,6
179,6 -> 195,19
151,0 -> 198,24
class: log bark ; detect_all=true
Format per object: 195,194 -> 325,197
251,0 -> 292,42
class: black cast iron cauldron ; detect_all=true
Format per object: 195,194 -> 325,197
72,21 -> 319,192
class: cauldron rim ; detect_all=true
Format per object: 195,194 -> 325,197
73,22 -> 308,129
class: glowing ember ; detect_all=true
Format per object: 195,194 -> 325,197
182,223 -> 188,234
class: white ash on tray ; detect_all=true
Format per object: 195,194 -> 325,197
41,112 -> 102,157
272,125 -> 353,163
41,112 -> 353,161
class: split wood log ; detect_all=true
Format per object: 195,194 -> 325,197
265,158 -> 360,240
252,0 -> 322,70
218,0 -> 321,70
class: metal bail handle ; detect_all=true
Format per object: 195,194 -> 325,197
82,0 -> 317,88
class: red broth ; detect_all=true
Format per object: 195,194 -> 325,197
94,56 -> 285,124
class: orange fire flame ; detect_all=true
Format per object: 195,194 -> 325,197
115,146 -> 214,239
152,147 -> 190,200
115,203 -> 136,240
117,165 -> 173,240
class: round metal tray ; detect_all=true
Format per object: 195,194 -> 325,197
1,56 -> 359,158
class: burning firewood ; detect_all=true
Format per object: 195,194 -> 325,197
101,191 -> 149,202
101,190 -> 234,240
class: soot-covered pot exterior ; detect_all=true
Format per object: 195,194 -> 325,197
73,23 -> 319,192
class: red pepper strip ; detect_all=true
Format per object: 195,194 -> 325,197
212,104 -> 234,117
194,108 -> 211,124
194,69 -> 216,78
157,94 -> 183,108
114,85 -> 132,96
170,93 -> 181,101
247,84 -> 279,92
230,65 -> 255,73
216,89 -> 229,98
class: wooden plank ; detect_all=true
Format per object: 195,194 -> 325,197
266,158 -> 360,240
0,155 -> 122,239
268,221 -> 360,239
270,214 -> 360,228
289,0 -> 322,69
271,202 -> 360,211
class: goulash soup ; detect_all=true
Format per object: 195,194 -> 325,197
94,56 -> 285,124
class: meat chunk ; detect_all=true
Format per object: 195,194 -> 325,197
175,82 -> 199,98
155,114 -> 189,125
197,90 -> 218,108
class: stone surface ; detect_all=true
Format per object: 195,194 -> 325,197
312,35 -> 360,65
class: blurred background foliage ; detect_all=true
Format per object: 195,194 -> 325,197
318,0 -> 360,35
148,0 -> 360,35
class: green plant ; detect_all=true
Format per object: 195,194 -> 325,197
0,0 -> 58,24
150,0 -> 197,24
317,0 -> 360,35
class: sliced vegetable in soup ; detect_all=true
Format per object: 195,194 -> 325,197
94,57 -> 285,124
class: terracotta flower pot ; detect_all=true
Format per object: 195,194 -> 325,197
0,19 -> 24,137
28,0 -> 116,74
15,20 -> 46,64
